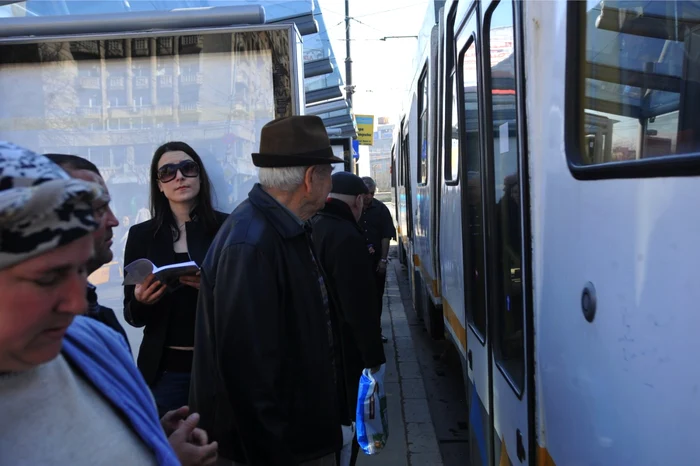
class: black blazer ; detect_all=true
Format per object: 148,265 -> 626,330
123,211 -> 228,386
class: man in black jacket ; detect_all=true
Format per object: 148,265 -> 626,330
360,176 -> 397,343
190,116 -> 346,466
310,172 -> 386,466
44,154 -> 130,347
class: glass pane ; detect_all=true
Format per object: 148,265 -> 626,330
404,135 -> 410,187
580,1 -> 700,163
461,40 -> 487,338
446,76 -> 460,182
419,70 -> 429,184
0,28 -> 295,356
488,0 -> 524,390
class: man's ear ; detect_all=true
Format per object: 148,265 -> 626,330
356,195 -> 364,209
303,166 -> 315,193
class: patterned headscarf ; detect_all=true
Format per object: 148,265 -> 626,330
0,141 -> 102,270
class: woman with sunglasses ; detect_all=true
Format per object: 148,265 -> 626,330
123,141 -> 228,416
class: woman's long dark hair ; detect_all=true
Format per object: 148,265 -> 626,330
149,141 -> 218,240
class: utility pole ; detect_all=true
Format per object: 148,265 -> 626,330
344,0 -> 353,111
345,0 -> 357,173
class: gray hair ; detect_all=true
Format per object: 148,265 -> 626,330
258,166 -> 309,192
361,176 -> 376,191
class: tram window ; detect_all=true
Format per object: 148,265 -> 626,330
460,38 -> 487,339
572,1 -> 700,167
486,0 -> 524,392
418,66 -> 429,185
445,75 -> 460,183
403,133 -> 411,188
391,147 -> 396,189
398,151 -> 403,187
398,136 -> 404,187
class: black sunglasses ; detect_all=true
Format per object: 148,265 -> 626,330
157,160 -> 200,183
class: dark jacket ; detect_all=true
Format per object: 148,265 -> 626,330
190,184 -> 342,466
310,199 -> 386,421
360,198 -> 396,266
86,284 -> 131,348
122,210 -> 228,386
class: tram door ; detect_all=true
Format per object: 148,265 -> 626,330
482,0 -> 532,464
455,7 -> 492,466
457,0 -> 532,465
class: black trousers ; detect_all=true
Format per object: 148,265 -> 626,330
336,438 -> 361,466
374,260 -> 387,329
350,437 -> 360,465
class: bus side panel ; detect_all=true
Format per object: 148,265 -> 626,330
415,26 -> 445,339
531,1 -> 700,465
407,93 -> 420,315
439,177 -> 467,361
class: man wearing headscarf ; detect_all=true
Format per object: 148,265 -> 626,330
0,142 -> 216,465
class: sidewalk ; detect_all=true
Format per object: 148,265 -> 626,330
357,250 -> 443,466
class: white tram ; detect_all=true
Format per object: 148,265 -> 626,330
393,1 -> 700,464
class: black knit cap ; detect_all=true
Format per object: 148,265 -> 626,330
331,171 -> 369,196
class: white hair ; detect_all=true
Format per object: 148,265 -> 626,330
258,166 -> 309,192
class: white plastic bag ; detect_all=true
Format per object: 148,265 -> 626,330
355,365 -> 388,455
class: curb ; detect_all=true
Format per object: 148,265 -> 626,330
387,256 -> 444,466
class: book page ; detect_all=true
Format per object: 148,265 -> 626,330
156,261 -> 198,272
155,263 -> 200,285
122,258 -> 156,285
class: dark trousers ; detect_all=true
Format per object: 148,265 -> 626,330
374,261 -> 387,330
151,371 -> 191,418
335,431 -> 361,466
350,437 -> 360,465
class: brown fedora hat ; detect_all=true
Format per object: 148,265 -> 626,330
252,115 -> 345,168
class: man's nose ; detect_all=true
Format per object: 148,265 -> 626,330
106,207 -> 119,228
57,272 -> 89,316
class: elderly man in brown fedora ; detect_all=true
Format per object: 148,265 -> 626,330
190,115 -> 346,466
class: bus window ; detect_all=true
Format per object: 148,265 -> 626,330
391,147 -> 396,188
486,0 -> 524,391
573,1 -> 700,166
418,65 -> 429,185
460,38 -> 487,339
445,75 -> 460,183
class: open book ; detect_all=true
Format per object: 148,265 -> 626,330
122,258 -> 200,286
